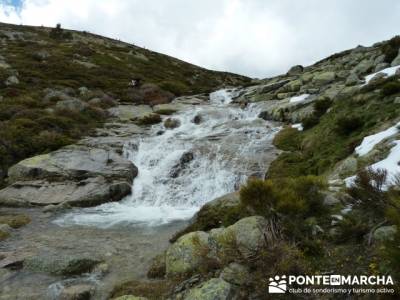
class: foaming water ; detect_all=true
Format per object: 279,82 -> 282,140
55,89 -> 280,228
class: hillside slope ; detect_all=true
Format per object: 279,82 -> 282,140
0,22 -> 249,185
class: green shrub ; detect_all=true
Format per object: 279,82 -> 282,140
381,81 -> 400,96
347,168 -> 388,216
273,127 -> 302,151
240,179 -> 277,216
334,211 -> 369,243
159,80 -> 189,96
302,115 -> 320,130
314,98 -> 332,117
334,115 -> 363,135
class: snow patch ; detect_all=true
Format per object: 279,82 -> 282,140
289,93 -> 310,103
364,65 -> 400,85
355,122 -> 400,156
291,123 -> 303,131
346,140 -> 400,189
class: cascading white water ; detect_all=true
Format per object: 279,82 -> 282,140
56,89 -> 280,227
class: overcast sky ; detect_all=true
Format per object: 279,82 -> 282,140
1,0 -> 399,78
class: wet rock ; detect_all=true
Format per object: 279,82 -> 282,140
287,65 -> 304,76
166,231 -> 210,277
220,263 -> 250,286
56,99 -> 88,112
164,118 -> 181,129
192,114 -> 202,124
184,278 -> 234,300
373,225 -> 397,242
4,75 -> 19,86
59,284 -> 95,300
24,254 -> 101,276
170,152 -> 194,178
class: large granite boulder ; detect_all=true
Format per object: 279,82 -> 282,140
0,145 -> 137,207
166,231 -> 211,277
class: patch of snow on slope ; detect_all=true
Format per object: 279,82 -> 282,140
289,94 -> 310,103
291,123 -> 303,131
355,122 -> 400,156
364,65 -> 400,84
346,140 -> 400,189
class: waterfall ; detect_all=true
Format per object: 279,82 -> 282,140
55,89 -> 280,227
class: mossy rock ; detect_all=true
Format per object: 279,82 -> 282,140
113,296 -> 148,300
0,214 -> 31,228
184,278 -> 234,300
166,231 -> 210,277
170,192 -> 246,242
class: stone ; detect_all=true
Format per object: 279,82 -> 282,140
374,63 -> 390,72
345,73 -> 361,86
24,254 -> 101,276
59,284 -> 94,300
258,79 -> 290,94
165,231 -> 210,277
184,278 -> 234,300
287,65 -> 304,76
4,75 -> 19,86
170,152 -> 194,178
373,225 -> 397,242
192,114 -> 202,124
164,118 -> 181,129
220,263 -> 250,286
391,49 -> 400,67
352,59 -> 374,75
33,50 -> 50,61
332,157 -> 357,178
0,146 -> 136,207
214,216 -> 268,256
394,97 -> 400,104
56,99 -> 88,112
312,72 -> 336,86
79,86 -> 89,95
0,178 -> 131,207
301,73 -> 314,83
323,192 -> 340,206
374,54 -> 386,65
284,79 -> 302,92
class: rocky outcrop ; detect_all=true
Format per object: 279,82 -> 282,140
184,278 -> 234,300
0,104 -> 145,208
165,216 -> 268,278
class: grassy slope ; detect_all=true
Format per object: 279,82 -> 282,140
0,22 -> 250,186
